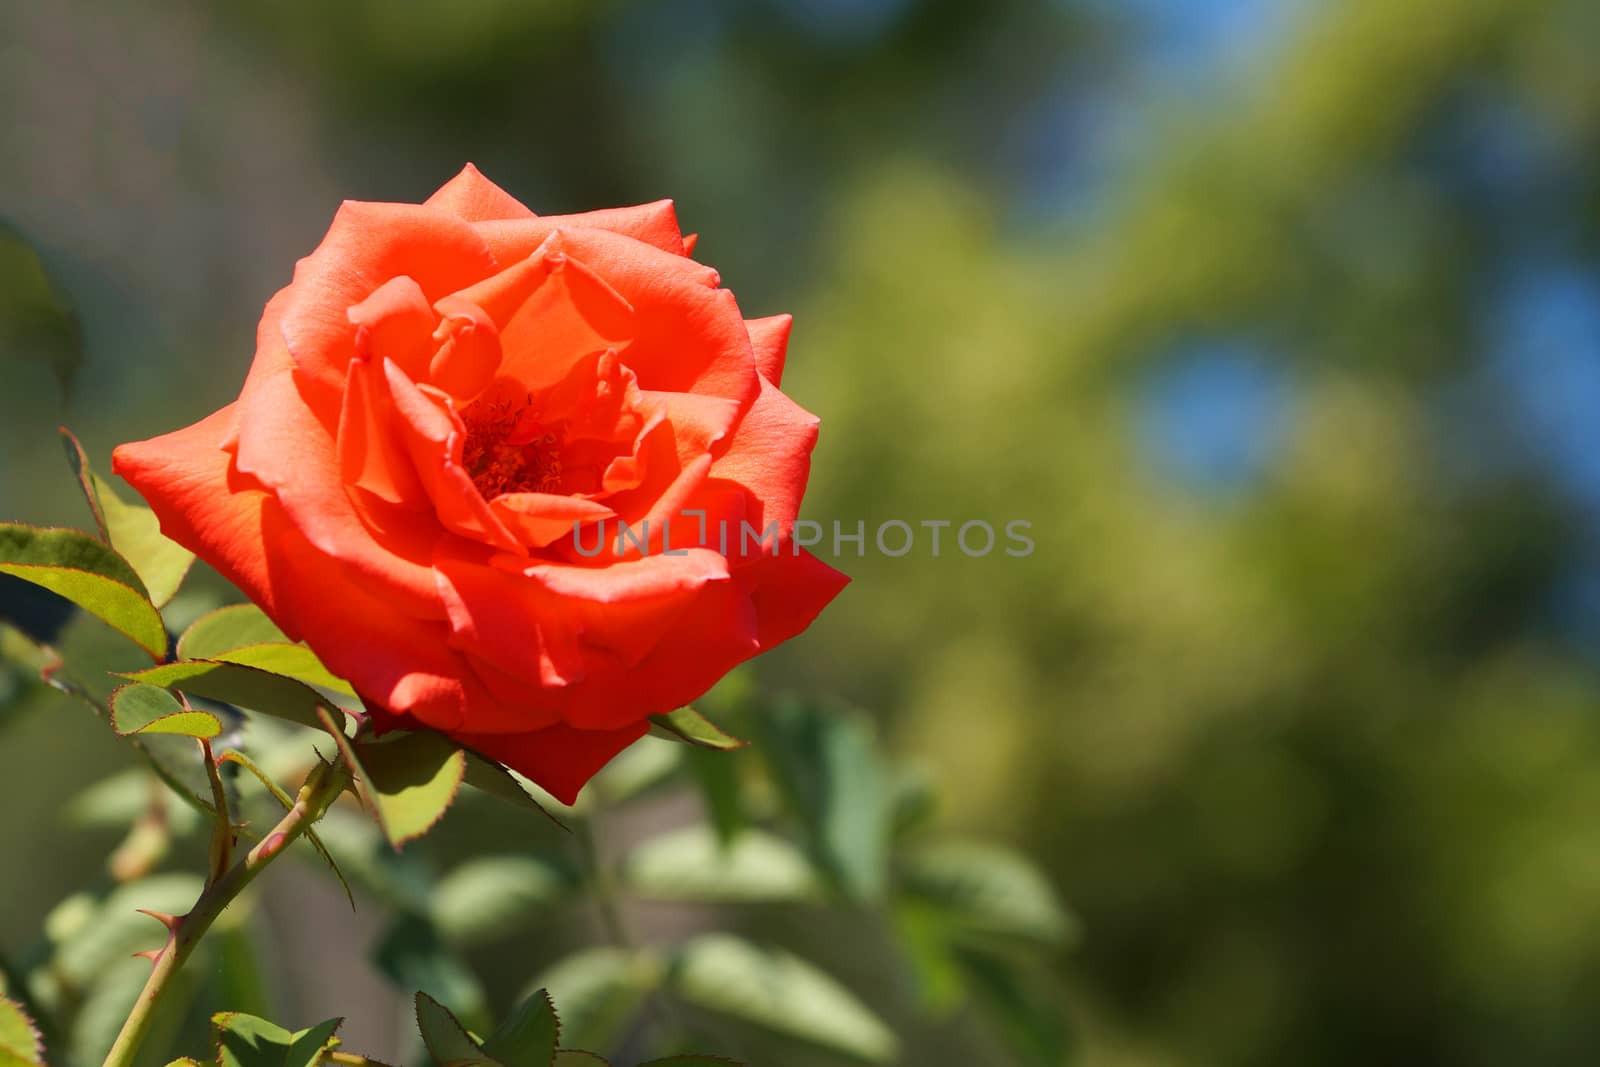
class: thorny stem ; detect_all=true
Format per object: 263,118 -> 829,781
99,755 -> 352,1067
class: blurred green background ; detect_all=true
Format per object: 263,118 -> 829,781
5,0 -> 1600,1064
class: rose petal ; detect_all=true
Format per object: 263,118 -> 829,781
457,720 -> 650,806
112,405 -> 280,617
235,358 -> 446,619
550,228 -> 759,408
705,373 -> 821,540
277,201 -> 496,405
113,406 -> 483,732
473,200 -> 688,260
745,314 -> 792,386
381,360 -> 522,553
424,163 -> 537,222
337,353 -> 430,507
347,276 -> 439,383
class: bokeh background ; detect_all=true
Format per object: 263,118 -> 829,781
5,0 -> 1600,1064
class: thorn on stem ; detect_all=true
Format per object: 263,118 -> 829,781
133,948 -> 163,964
135,908 -> 182,931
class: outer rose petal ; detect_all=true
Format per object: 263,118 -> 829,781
706,373 -> 821,541
236,358 -> 445,619
738,547 -> 851,650
457,721 -> 650,806
473,200 -> 688,260
745,314 -> 792,386
424,163 -> 537,222
112,407 -> 484,731
112,405 -> 280,618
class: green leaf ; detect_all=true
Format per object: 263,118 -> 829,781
899,842 -> 1077,948
207,645 -> 357,697
459,750 -> 565,827
0,222 -> 83,393
0,524 -> 166,659
376,918 -> 488,1037
620,826 -> 819,903
0,996 -> 44,1066
951,946 -> 1071,1067
177,604 -> 357,697
213,1012 -> 344,1067
121,659 -> 337,731
750,697 -> 891,902
177,604 -> 288,659
634,1057 -> 743,1067
109,683 -> 223,739
550,1054 -> 607,1067
60,428 -> 195,607
480,988 -> 558,1067
414,992 -> 498,1067
351,730 -> 466,849
432,855 -> 576,945
684,746 -> 745,846
647,707 -> 747,750
534,948 -> 661,1055
670,935 -> 897,1064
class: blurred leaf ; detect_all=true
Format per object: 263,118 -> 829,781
110,683 -> 223,739
122,660 -> 336,731
594,737 -> 682,806
212,1012 -> 343,1067
377,918 -> 488,1036
890,902 -> 967,1015
550,1054 -> 608,1066
67,768 -> 199,836
177,604 -> 288,659
413,992 -> 498,1067
899,841 -> 1077,947
432,854 -> 576,945
60,427 -> 195,607
951,946 -> 1071,1067
683,746 -> 745,846
647,707 -> 746,750
670,935 -> 897,1064
635,1058 -> 742,1067
0,995 -> 45,1066
534,947 -> 661,1055
54,874 -> 203,987
215,925 -> 274,1021
0,221 -> 82,394
70,955 -> 173,1067
750,697 -> 891,901
620,826 -> 819,903
0,523 -> 166,659
311,808 -> 433,913
480,988 -> 558,1067
351,730 -> 466,848
887,763 -> 938,842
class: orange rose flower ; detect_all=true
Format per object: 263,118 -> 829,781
113,165 -> 847,803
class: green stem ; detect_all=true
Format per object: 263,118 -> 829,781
576,814 -> 632,948
99,757 -> 351,1067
